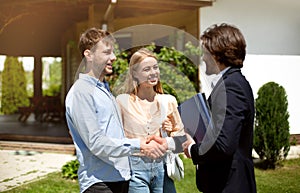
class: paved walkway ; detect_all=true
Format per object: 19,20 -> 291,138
0,150 -> 76,192
252,145 -> 300,160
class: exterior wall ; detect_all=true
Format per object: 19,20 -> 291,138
199,0 -> 300,134
200,0 -> 300,55
290,134 -> 300,145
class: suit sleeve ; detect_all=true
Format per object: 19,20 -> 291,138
191,79 -> 249,164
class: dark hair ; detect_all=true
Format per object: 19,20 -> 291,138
200,23 -> 246,68
78,27 -> 115,58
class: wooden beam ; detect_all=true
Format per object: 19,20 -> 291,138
116,0 -> 213,10
103,3 -> 116,22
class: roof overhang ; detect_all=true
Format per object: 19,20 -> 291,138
0,0 -> 212,56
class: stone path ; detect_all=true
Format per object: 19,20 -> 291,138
0,150 -> 75,192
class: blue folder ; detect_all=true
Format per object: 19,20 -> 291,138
178,93 -> 211,143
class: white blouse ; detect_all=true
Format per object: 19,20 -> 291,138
116,93 -> 185,140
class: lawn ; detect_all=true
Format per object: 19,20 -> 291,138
3,158 -> 300,193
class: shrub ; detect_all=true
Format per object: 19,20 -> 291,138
61,159 -> 79,180
290,136 -> 297,146
253,81 -> 290,169
1,56 -> 29,114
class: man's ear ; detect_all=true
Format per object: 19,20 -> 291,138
83,49 -> 92,61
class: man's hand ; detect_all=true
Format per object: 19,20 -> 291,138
146,135 -> 167,146
182,133 -> 195,158
140,137 -> 167,159
146,135 -> 168,152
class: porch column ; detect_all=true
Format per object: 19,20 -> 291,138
33,55 -> 42,97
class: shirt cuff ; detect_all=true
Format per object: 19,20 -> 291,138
166,137 -> 175,151
125,138 -> 141,154
188,142 -> 195,157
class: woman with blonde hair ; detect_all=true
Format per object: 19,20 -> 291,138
116,48 -> 186,193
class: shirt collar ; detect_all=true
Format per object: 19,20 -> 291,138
220,66 -> 231,75
211,67 -> 231,88
79,73 -> 98,85
79,73 -> 110,92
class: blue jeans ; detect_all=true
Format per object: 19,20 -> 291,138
129,156 -> 164,193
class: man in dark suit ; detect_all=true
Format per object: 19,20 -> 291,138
183,23 -> 257,193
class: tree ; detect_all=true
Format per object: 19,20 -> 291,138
1,56 -> 29,114
253,81 -> 290,169
43,58 -> 62,96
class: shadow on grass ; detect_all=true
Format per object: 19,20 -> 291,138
253,158 -> 285,170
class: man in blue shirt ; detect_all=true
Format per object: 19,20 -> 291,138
65,27 -> 167,193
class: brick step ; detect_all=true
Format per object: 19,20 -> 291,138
0,140 -> 75,155
0,134 -> 73,144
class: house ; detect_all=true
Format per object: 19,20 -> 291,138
0,0 -> 213,100
200,0 -> 300,135
0,0 -> 213,145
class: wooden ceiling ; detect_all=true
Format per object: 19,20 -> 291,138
0,0 -> 212,57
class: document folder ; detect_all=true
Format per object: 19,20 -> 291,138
178,93 -> 211,143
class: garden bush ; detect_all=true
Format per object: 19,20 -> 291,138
61,159 -> 79,180
253,81 -> 290,169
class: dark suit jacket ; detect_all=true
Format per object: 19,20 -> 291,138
190,67 -> 257,193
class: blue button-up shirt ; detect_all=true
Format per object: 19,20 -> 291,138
65,73 -> 140,193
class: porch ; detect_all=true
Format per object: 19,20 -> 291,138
0,114 -> 74,154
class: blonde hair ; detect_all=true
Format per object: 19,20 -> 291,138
124,48 -> 163,97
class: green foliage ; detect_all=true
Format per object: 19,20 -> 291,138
108,45 -> 129,88
158,61 -> 196,103
156,43 -> 200,92
1,56 -> 29,114
25,71 -> 34,97
254,81 -> 290,169
61,159 -> 79,180
290,136 -> 297,146
43,58 -> 62,96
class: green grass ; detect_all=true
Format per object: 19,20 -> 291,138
255,158 -> 300,193
2,173 -> 79,193
3,158 -> 300,193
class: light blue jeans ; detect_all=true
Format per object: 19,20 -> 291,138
129,156 -> 164,193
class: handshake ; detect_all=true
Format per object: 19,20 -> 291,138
140,133 -> 195,159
